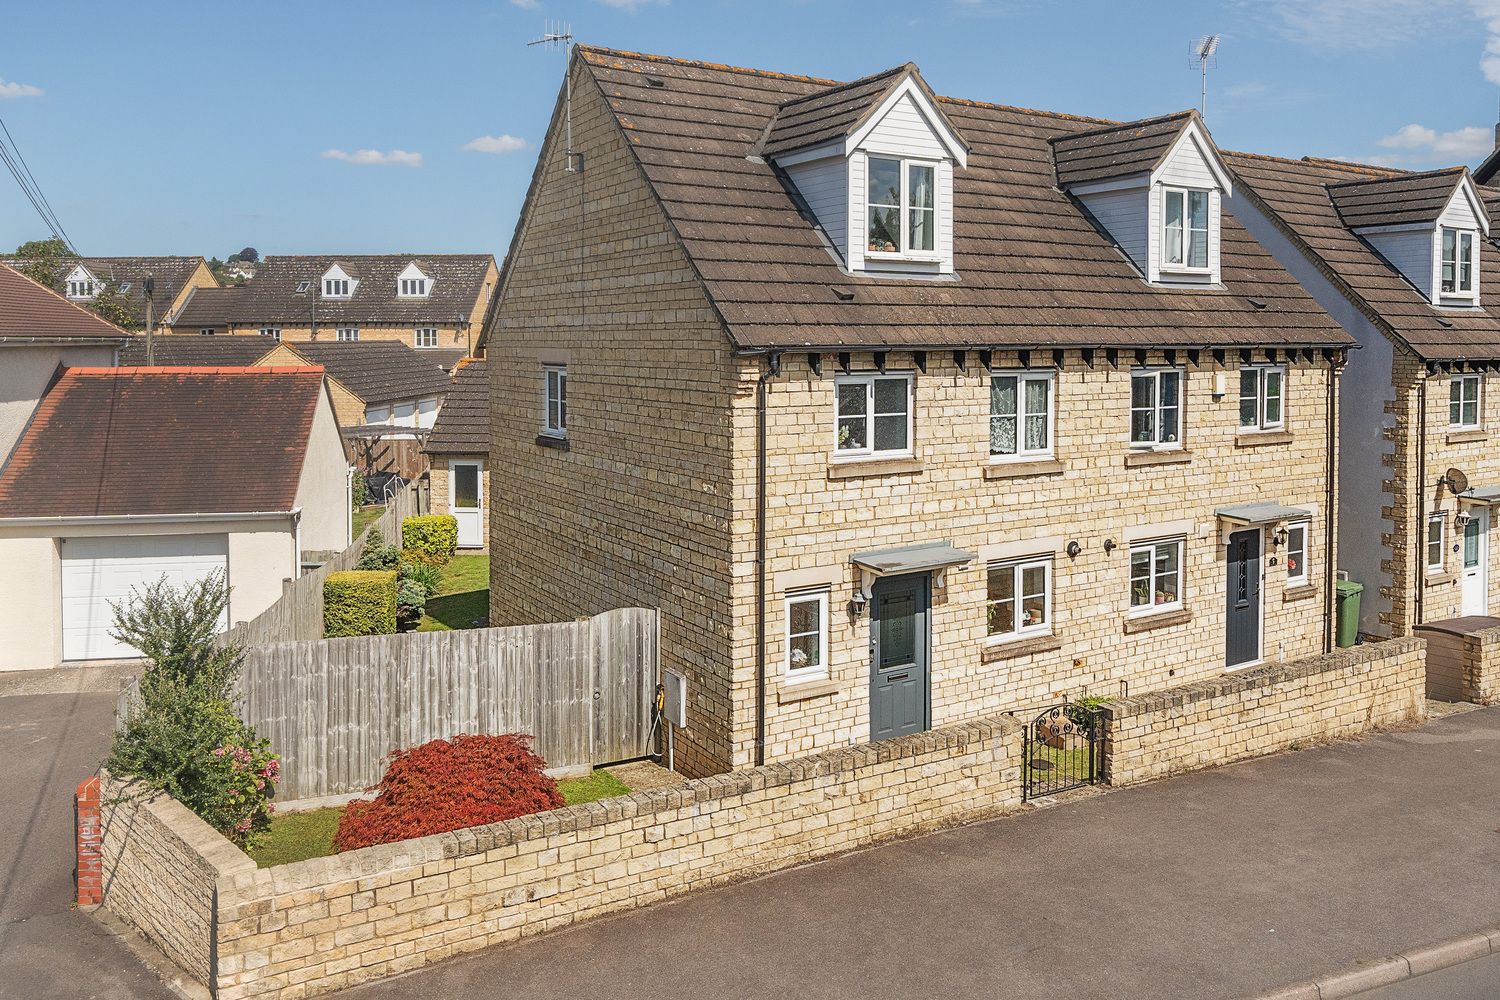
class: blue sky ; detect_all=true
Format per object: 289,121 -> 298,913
3,0 -> 1499,258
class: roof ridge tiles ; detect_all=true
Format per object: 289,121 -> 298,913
1049,109 -> 1196,144
92,365 -> 324,375
1324,164 -> 1468,190
771,62 -> 913,111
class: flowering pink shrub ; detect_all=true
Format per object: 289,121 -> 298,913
196,730 -> 281,847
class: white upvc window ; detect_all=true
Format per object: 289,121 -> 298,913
834,373 -> 913,459
323,277 -> 351,298
1129,369 -> 1183,448
866,156 -> 937,259
67,278 -> 97,299
414,327 -> 438,348
784,589 -> 829,682
985,556 -> 1052,641
1129,537 -> 1184,613
199,327 -> 215,336
1285,520 -> 1309,586
1442,228 -> 1477,297
259,326 -> 281,340
990,371 -> 1054,460
1427,512 -> 1447,571
399,277 -> 429,297
336,327 -> 359,342
1239,365 -> 1286,431
543,364 -> 567,437
1450,373 -> 1481,429
1162,187 -> 1211,271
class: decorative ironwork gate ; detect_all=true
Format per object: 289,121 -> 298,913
1022,702 -> 1103,801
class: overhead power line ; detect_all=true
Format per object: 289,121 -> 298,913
0,112 -> 76,252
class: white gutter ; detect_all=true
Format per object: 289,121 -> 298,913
0,510 -> 296,527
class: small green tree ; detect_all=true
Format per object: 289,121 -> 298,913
12,236 -> 75,290
107,571 -> 279,848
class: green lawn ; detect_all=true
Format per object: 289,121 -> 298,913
417,553 -> 490,631
249,769 -> 629,868
352,504 -> 385,539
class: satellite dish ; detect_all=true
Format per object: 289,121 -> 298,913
1445,468 -> 1470,495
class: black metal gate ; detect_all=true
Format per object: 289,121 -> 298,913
1022,702 -> 1103,801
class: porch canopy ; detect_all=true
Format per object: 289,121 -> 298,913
1215,502 -> 1311,527
1456,486 -> 1500,504
851,542 -> 976,596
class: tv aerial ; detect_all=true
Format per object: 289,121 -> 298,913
1190,34 -> 1221,117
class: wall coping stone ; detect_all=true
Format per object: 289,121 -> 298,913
99,771 -> 258,885
1098,636 -> 1424,719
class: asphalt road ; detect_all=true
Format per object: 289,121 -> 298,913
341,707 -> 1500,1000
1358,952 -> 1500,999
0,690 -> 174,1000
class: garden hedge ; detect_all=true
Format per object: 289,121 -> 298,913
324,570 -> 398,637
401,515 -> 458,565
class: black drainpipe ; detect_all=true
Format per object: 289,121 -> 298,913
1414,371 -> 1428,629
754,351 -> 782,767
1324,355 -> 1340,653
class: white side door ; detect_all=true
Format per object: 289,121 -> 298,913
1462,507 -> 1489,616
450,461 -> 484,548
60,534 -> 229,661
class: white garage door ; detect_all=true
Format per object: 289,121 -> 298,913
61,534 -> 229,661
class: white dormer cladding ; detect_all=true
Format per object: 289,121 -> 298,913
773,72 -> 967,276
1067,117 -> 1232,287
396,261 -> 434,298
1355,174 -> 1488,308
64,263 -> 100,300
321,263 -> 357,299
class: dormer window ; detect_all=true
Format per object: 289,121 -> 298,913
400,277 -> 428,296
866,157 -> 936,258
396,262 -> 433,298
67,279 -> 97,299
1163,188 -> 1210,271
324,277 -> 350,298
1442,228 -> 1476,297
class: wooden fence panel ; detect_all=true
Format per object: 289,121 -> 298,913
231,608 -> 659,801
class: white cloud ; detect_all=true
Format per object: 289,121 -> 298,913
510,0 -> 539,8
0,78 -> 43,99
595,0 -> 667,10
1378,123 -> 1493,159
462,134 -> 528,154
321,148 -> 423,167
1477,0 -> 1500,83
1248,0 -> 1462,48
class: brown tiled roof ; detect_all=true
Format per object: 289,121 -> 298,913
281,341 -> 452,405
574,47 -> 1350,351
119,335 -> 278,367
174,254 -> 494,327
0,367 -> 324,518
0,262 -> 132,343
423,348 -> 471,372
757,64 -> 967,161
1226,152 -> 1500,361
1475,143 -> 1500,186
76,257 -> 208,327
1326,168 -> 1469,229
424,360 -> 487,455
1051,111 -> 1196,188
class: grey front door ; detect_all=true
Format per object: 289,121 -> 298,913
1226,528 -> 1262,668
870,574 -> 930,742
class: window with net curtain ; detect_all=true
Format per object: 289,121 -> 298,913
990,373 -> 1052,458
1163,188 -> 1209,269
867,156 -> 935,256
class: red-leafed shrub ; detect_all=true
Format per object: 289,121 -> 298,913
333,734 -> 563,852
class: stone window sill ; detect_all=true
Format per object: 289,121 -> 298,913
826,456 -> 924,480
1234,430 -> 1294,448
983,458 -> 1065,480
1124,448 -> 1192,468
777,678 -> 840,703
1446,429 -> 1488,445
535,434 -> 570,451
1424,571 -> 1456,586
1122,606 -> 1192,634
1282,584 -> 1319,603
980,634 -> 1063,663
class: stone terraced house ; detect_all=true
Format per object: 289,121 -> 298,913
485,47 -> 1356,777
1226,157 -> 1500,638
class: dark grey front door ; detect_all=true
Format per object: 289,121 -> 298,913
870,574 -> 930,742
1226,528 -> 1262,668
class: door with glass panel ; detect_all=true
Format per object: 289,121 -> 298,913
450,461 -> 484,549
1462,507 -> 1488,616
869,574 -> 930,742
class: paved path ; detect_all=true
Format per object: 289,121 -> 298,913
0,690 -> 174,1000
342,707 -> 1500,1000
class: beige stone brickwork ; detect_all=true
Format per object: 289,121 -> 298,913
429,457 -> 491,551
1101,636 -> 1425,785
94,774 -> 257,990
1414,622 -> 1500,703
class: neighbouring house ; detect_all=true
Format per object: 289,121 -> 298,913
0,262 -> 129,462
485,48 -> 1355,777
168,254 -> 498,362
424,359 -> 489,549
1227,156 -> 1500,637
59,256 -> 218,332
0,366 -> 349,669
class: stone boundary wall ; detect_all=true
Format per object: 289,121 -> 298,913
90,716 -> 1024,999
1414,624 -> 1500,704
91,772 -> 257,989
1100,637 -> 1426,786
